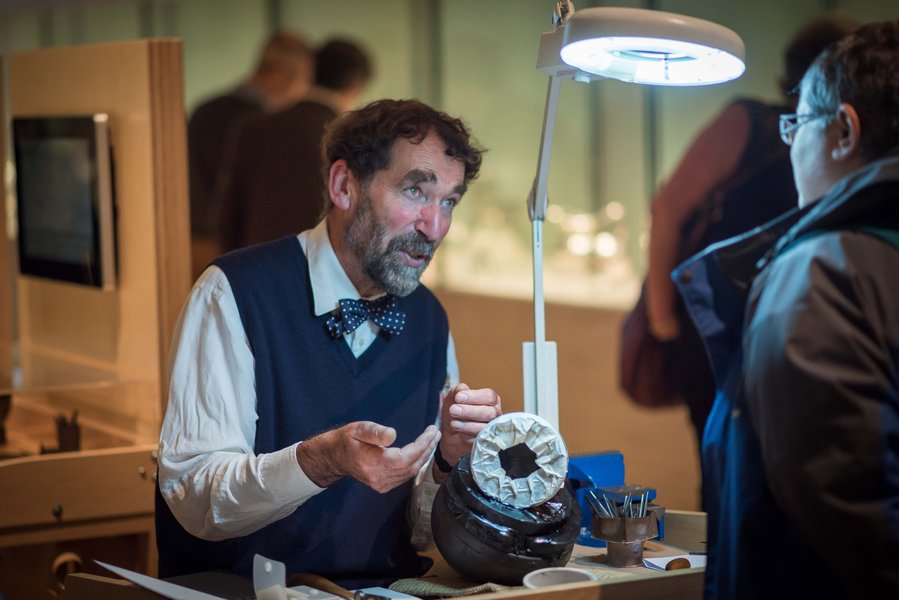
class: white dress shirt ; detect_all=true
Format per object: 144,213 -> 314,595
158,220 -> 457,543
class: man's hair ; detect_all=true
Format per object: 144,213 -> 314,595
254,30 -> 313,78
315,38 -> 373,92
780,13 -> 859,97
802,20 -> 899,160
322,98 -> 484,188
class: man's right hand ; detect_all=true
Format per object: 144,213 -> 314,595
296,422 -> 440,493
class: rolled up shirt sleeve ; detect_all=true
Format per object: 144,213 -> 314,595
157,266 -> 325,540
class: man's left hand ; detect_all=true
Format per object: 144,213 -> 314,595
435,383 -> 501,480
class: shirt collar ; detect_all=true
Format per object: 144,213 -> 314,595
299,219 -> 385,317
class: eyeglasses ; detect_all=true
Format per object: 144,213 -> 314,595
779,113 -> 833,146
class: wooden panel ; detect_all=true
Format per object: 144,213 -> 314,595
469,570 -> 702,600
2,532 -> 153,600
482,584 -> 604,600
0,516 -> 153,549
8,39 -> 191,413
0,445 -> 158,530
0,38 -> 188,591
147,39 -> 191,393
0,58 -> 14,370
58,513 -> 707,600
661,510 -> 707,553
59,568 -> 702,600
62,574 -> 164,600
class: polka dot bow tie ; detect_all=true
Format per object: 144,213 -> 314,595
325,295 -> 406,338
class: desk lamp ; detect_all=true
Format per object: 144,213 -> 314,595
524,2 -> 745,429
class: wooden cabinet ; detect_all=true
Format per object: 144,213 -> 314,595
0,38 -> 190,600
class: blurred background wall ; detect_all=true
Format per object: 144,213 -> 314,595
1,0 -> 896,511
3,0 -> 895,307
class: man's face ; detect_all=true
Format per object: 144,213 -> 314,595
790,94 -> 837,207
345,131 -> 466,297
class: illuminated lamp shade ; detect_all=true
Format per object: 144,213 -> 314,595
525,3 -> 745,430
560,8 -> 744,85
539,7 -> 745,85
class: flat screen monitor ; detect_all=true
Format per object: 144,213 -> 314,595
12,115 -> 117,290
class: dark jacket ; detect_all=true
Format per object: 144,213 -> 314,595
675,155 -> 899,599
188,85 -> 267,237
219,99 -> 338,251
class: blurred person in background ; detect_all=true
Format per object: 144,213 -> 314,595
219,38 -> 373,253
188,30 -> 314,277
642,14 -> 858,464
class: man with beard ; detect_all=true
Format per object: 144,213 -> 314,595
156,99 -> 501,588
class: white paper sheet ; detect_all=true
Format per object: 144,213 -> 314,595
642,554 -> 707,571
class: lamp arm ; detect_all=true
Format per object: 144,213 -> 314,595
529,74 -> 561,356
525,74 -> 562,421
528,75 -> 562,222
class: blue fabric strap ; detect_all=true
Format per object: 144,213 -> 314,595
325,295 -> 406,337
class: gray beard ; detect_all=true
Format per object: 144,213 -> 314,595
345,193 -> 437,297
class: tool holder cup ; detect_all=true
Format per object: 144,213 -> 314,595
587,486 -> 664,567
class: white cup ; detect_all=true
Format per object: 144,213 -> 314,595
522,567 -> 598,589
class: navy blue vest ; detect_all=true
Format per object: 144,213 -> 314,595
156,236 -> 447,588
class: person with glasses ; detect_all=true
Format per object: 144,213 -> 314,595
638,14 -> 858,481
676,20 -> 899,599
778,111 -> 834,145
